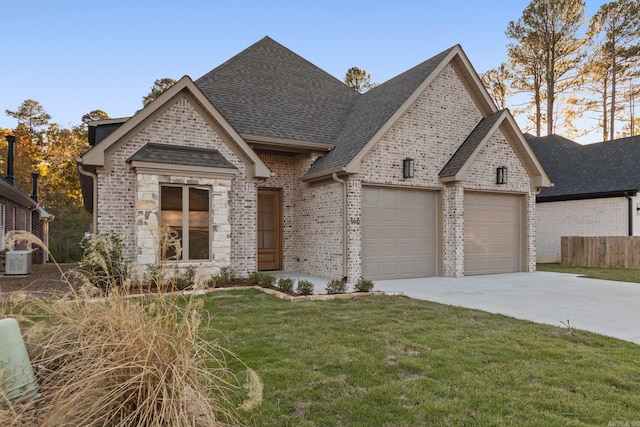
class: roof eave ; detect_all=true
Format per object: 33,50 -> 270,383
537,189 -> 639,203
302,166 -> 356,183
0,180 -> 37,209
244,135 -> 334,154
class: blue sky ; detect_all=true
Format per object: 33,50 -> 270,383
1,0 -> 607,140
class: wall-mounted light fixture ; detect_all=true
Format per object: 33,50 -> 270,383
403,158 -> 414,179
496,166 -> 507,184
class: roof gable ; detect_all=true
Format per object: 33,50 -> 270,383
195,36 -> 359,146
81,76 -> 270,179
303,45 -> 500,180
440,110 -> 551,189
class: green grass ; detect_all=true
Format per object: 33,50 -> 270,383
538,263 -> 640,283
203,289 -> 640,426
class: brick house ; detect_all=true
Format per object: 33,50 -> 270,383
527,134 -> 640,263
78,37 -> 550,280
1,136 -> 53,265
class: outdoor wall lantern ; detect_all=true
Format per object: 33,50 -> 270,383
496,166 -> 507,184
403,158 -> 414,179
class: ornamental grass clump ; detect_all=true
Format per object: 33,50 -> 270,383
18,294 -> 252,426
78,231 -> 131,293
0,230 -> 261,426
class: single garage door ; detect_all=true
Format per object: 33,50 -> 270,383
464,191 -> 523,275
362,187 -> 438,280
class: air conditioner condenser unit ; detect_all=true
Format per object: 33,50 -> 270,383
5,251 -> 33,275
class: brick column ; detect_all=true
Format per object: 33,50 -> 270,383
442,182 -> 464,277
346,179 -> 362,281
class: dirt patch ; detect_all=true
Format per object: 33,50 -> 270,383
0,263 -> 80,301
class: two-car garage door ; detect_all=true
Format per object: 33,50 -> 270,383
362,187 -> 523,279
362,187 -> 438,280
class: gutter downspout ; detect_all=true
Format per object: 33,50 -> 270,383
625,192 -> 634,236
77,160 -> 98,234
332,173 -> 348,282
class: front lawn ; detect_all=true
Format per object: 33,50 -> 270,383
538,263 -> 640,283
205,290 -> 640,426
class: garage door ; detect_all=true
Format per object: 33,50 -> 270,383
362,187 -> 438,280
464,192 -> 523,275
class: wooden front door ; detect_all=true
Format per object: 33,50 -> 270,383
257,189 -> 282,270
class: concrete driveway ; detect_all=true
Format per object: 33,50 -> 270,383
375,272 -> 640,345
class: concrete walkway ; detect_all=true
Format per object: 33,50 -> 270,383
375,272 -> 640,345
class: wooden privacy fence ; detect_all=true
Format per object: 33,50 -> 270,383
561,236 -> 640,269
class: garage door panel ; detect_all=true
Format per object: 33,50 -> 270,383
464,192 -> 522,275
362,187 -> 438,280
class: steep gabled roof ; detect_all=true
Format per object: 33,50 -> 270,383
80,76 -> 270,179
195,36 -> 359,146
194,40 -> 502,180
526,134 -> 640,200
305,46 -> 457,177
439,110 -> 505,178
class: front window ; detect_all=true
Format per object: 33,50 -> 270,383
160,185 -> 210,261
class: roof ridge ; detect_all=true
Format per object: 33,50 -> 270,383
196,36 -> 355,92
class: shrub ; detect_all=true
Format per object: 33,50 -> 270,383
249,271 -> 276,288
277,277 -> 295,293
296,279 -> 314,296
78,231 -> 130,292
248,271 -> 261,285
208,266 -> 235,288
325,278 -> 348,295
169,265 -> 198,291
354,277 -> 375,293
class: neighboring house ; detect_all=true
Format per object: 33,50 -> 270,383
1,136 -> 53,265
78,37 -> 550,280
527,134 -> 640,263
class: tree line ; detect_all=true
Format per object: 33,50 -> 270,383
482,0 -> 640,141
0,79 -> 175,262
4,2 -> 635,261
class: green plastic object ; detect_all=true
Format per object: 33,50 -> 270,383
0,318 -> 38,403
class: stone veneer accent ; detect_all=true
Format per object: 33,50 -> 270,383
134,173 -> 231,277
96,95 -> 255,277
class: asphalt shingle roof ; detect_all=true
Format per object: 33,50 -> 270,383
126,143 -> 236,169
195,37 -> 358,146
526,134 -> 640,200
195,36 -> 457,177
439,110 -> 505,178
307,46 -> 456,176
